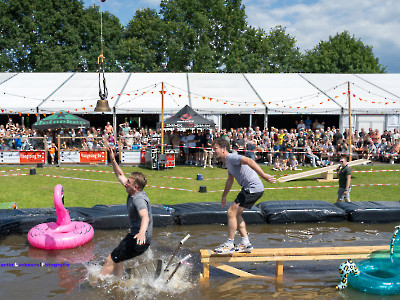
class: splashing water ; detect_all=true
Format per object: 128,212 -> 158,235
84,249 -> 196,299
390,225 -> 400,262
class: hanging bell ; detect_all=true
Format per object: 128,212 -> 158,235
94,99 -> 111,112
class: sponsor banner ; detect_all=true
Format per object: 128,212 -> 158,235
121,150 -> 141,164
0,151 -> 20,164
80,151 -> 106,163
60,151 -> 80,163
19,151 -> 46,163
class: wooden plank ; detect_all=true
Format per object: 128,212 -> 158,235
201,245 -> 388,259
277,159 -> 370,182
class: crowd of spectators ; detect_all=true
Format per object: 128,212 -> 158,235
1,117 -> 400,167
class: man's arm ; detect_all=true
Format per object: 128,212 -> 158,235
240,156 -> 276,183
108,147 -> 128,186
221,174 -> 234,209
134,208 -> 150,245
344,174 -> 351,194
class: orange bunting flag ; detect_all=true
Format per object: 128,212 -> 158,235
67,111 -> 69,113
372,102 -> 375,103
135,93 -> 137,96
210,98 -> 213,101
18,112 -> 21,116
127,94 -> 130,96
75,109 -> 78,111
151,92 -> 154,94
223,102 -> 227,104
335,96 -> 338,98
0,109 -> 3,113
179,95 -> 181,97
342,92 -> 346,95
118,94 -> 120,96
111,96 -> 114,99
90,105 -> 93,107
82,108 -> 86,110
385,102 -> 389,105
297,107 -> 300,109
172,93 -> 175,95
27,113 -> 30,116
254,104 -> 256,106
353,94 -> 356,97
202,97 -> 205,100
10,111 -> 13,113
43,113 -> 46,117
268,102 -> 272,104
320,102 -> 323,104
143,92 -> 146,94
35,113 -> 38,116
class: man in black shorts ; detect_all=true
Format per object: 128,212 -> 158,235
212,138 -> 276,254
100,147 -> 152,277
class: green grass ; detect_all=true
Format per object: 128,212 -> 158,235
0,163 -> 399,209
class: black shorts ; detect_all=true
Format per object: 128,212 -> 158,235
111,233 -> 150,263
234,189 -> 264,209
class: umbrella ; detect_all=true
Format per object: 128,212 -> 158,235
32,111 -> 90,130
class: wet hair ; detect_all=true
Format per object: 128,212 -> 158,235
129,172 -> 147,190
211,138 -> 230,151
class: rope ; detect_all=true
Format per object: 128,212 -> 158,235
98,0 -> 108,101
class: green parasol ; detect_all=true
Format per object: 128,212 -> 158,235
32,111 -> 90,130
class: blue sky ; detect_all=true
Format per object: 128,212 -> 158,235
83,0 -> 400,73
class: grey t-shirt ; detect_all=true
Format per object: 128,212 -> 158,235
127,190 -> 153,242
225,153 -> 264,193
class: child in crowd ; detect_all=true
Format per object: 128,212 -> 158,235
281,158 -> 288,170
290,155 -> 300,170
273,158 -> 282,171
49,143 -> 57,164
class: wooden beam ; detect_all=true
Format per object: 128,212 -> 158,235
200,245 -> 388,279
277,159 -> 370,182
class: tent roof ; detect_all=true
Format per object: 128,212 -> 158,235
162,105 -> 215,129
0,72 -> 399,115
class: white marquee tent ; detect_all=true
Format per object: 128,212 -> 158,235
1,72 -> 399,131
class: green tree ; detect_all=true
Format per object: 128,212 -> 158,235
80,5 -> 123,72
264,25 -> 302,73
0,0 -> 123,72
303,31 -> 386,73
160,0 -> 252,72
119,8 -> 165,72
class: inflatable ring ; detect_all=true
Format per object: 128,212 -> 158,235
337,226 -> 400,295
28,184 -> 94,249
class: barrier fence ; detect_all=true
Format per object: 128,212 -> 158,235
0,135 -> 398,165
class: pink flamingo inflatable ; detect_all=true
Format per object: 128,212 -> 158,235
27,184 -> 94,249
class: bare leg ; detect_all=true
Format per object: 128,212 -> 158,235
227,203 -> 246,240
100,254 -> 124,277
236,213 -> 247,238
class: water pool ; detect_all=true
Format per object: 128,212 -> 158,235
1,222 -> 399,300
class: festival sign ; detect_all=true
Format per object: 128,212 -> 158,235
19,151 -> 46,163
80,151 -> 106,163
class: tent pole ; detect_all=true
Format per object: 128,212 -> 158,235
161,82 -> 165,155
348,81 -> 352,162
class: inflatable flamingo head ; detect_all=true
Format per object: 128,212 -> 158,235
54,184 -> 71,226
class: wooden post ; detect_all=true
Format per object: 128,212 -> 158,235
161,82 -> 165,155
348,81 -> 352,161
57,134 -> 61,165
203,263 -> 209,278
276,261 -> 284,281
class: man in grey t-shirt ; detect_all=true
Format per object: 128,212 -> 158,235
212,138 -> 276,254
100,148 -> 152,277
